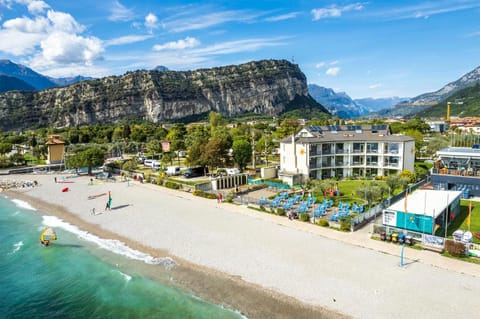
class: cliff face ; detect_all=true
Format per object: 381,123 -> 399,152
0,59 -> 322,130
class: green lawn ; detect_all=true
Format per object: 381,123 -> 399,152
435,200 -> 480,244
311,180 -> 393,208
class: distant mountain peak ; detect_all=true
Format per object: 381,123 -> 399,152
401,65 -> 480,106
154,65 -> 169,72
0,60 -> 56,90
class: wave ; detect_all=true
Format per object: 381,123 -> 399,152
41,215 -> 177,269
12,199 -> 36,211
10,241 -> 23,254
113,269 -> 132,282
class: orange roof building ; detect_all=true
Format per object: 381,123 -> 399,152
45,135 -> 65,164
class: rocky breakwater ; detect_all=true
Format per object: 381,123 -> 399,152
0,59 -> 328,130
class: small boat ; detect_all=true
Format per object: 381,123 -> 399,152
40,227 -> 57,246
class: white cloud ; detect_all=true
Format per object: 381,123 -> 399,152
0,7 -> 103,66
369,83 -> 382,89
326,67 -> 340,76
312,3 -> 364,20
153,37 -> 200,51
47,10 -> 85,33
27,0 -> 49,14
39,31 -> 103,65
330,60 -> 339,65
109,1 -> 135,22
164,10 -> 261,33
145,37 -> 288,70
145,12 -> 158,32
315,62 -> 326,68
105,34 -> 153,46
265,12 -> 300,22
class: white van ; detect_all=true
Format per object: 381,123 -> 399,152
226,168 -> 240,176
166,166 -> 180,176
152,161 -> 161,170
144,159 -> 154,167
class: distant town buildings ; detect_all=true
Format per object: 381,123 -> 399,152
279,125 -> 415,185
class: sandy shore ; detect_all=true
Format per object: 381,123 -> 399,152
4,173 -> 480,319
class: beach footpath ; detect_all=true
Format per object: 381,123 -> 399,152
5,173 -> 480,319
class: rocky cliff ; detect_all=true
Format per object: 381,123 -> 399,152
0,59 -> 326,130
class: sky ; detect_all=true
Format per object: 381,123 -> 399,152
0,0 -> 479,99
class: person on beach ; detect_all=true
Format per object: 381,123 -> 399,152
105,200 -> 110,211
54,177 -> 57,183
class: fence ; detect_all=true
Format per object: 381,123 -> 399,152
351,177 -> 430,230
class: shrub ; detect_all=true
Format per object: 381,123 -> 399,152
445,240 -> 466,257
317,218 -> 329,227
299,213 -> 310,222
225,195 -> 233,203
276,207 -> 286,216
165,181 -> 181,189
339,216 -> 352,232
192,190 -> 217,199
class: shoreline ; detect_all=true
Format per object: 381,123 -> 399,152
5,188 -> 346,319
4,173 -> 480,319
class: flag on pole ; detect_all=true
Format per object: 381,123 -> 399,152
467,200 -> 472,231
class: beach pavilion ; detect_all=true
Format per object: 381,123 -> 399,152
382,189 -> 462,234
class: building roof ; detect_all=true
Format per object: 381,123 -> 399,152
45,135 -> 65,145
437,147 -> 480,158
385,189 -> 462,218
281,125 -> 414,144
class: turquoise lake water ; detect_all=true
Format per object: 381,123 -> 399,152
0,195 -> 245,319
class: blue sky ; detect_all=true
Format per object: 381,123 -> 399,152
0,0 -> 479,99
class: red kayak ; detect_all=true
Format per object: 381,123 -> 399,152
61,187 -> 69,192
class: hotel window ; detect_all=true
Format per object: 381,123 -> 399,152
367,143 -> 378,153
353,143 -> 364,153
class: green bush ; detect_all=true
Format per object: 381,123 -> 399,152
299,213 -> 310,222
192,190 -> 217,199
276,207 -> 286,216
445,240 -> 466,257
339,216 -> 352,232
225,195 -> 233,203
164,181 -> 181,189
317,218 -> 329,227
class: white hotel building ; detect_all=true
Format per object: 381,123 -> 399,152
279,125 -> 415,185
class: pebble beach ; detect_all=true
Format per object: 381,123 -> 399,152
4,173 -> 480,319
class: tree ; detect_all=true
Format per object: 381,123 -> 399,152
427,136 -> 449,156
166,124 -> 187,152
122,159 -> 137,172
385,175 -> 400,196
0,142 -> 13,157
66,147 -> 105,175
355,184 -> 381,207
399,169 -> 416,184
201,137 -> 230,169
275,118 -> 300,139
232,139 -> 251,170
404,129 -> 424,158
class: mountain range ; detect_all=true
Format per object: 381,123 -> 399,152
0,59 -> 327,130
380,65 -> 480,118
307,84 -> 406,118
0,59 -> 92,91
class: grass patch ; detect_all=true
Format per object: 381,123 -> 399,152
442,251 -> 480,265
435,200 -> 480,244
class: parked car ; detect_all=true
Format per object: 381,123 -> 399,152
184,166 -> 207,178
